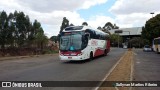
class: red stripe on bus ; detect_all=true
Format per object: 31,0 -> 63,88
94,49 -> 104,57
60,51 -> 81,56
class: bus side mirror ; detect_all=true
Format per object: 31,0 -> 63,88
85,33 -> 90,39
58,34 -> 61,37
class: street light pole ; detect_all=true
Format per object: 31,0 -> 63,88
150,12 -> 154,18
128,31 -> 131,48
123,31 -> 130,48
115,30 -> 123,48
115,30 -> 131,48
118,33 -> 119,48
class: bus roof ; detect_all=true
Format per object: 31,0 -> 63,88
63,26 -> 108,35
154,37 -> 160,40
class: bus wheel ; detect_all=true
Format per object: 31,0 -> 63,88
89,52 -> 93,60
157,48 -> 160,54
104,49 -> 107,56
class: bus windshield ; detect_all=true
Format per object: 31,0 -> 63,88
60,33 -> 83,51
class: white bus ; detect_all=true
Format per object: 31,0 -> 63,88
153,37 -> 160,53
59,26 -> 110,61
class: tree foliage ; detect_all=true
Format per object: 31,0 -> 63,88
50,36 -> 58,43
69,23 -> 74,26
103,22 -> 114,30
103,22 -> 119,30
82,22 -> 88,26
0,10 -> 8,49
142,14 -> 160,44
110,34 -> 122,47
59,17 -> 69,33
129,37 -> 144,48
101,22 -> 119,35
0,10 -> 48,51
97,26 -> 102,30
113,24 -> 119,29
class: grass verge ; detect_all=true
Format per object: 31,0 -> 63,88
98,50 -> 133,90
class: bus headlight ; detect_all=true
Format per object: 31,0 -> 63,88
60,52 -> 64,56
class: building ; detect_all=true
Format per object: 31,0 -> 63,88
109,27 -> 142,48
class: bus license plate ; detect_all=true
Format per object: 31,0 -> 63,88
68,57 -> 72,59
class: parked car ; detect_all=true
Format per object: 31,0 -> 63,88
143,45 -> 152,52
123,45 -> 127,49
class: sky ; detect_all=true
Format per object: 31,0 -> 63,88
0,0 -> 160,38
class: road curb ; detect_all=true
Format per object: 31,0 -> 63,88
0,53 -> 58,61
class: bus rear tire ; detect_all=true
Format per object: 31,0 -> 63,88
157,48 -> 160,54
89,52 -> 93,60
104,49 -> 107,56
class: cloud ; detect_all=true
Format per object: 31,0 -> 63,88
115,13 -> 151,27
0,0 -> 25,13
82,0 -> 108,9
0,0 -> 108,38
16,0 -> 108,12
1,0 -> 158,38
108,0 -> 160,28
28,10 -> 85,37
109,0 -> 160,14
43,25 -> 60,38
86,14 -> 151,29
87,15 -> 115,28
16,0 -> 82,12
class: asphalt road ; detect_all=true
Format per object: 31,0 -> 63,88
0,48 -> 126,90
133,49 -> 160,90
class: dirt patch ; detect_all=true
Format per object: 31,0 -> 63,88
98,50 -> 133,90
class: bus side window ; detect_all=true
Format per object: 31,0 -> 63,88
158,39 -> 160,44
93,31 -> 96,39
154,39 -> 158,44
86,29 -> 95,39
82,35 -> 88,49
95,31 -> 98,39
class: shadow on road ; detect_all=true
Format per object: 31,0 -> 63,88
61,55 -> 107,64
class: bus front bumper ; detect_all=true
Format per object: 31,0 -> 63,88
59,55 -> 86,61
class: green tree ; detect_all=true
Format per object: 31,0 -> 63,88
82,22 -> 88,26
59,17 -> 69,33
142,14 -> 160,44
110,34 -> 122,47
103,22 -> 114,30
97,26 -> 102,30
129,37 -> 144,48
33,20 -> 41,35
28,19 -> 40,48
102,22 -> 119,35
14,11 -> 29,47
50,36 -> 58,43
69,23 -> 74,26
0,10 -> 48,55
113,24 -> 119,29
32,20 -> 48,50
0,10 -> 8,49
7,13 -> 16,47
35,28 -> 48,50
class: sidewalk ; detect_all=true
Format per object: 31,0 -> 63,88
0,53 -> 58,61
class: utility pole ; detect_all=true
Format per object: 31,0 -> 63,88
115,30 -> 123,48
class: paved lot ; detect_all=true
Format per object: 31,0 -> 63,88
133,49 -> 160,90
0,48 -> 126,90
